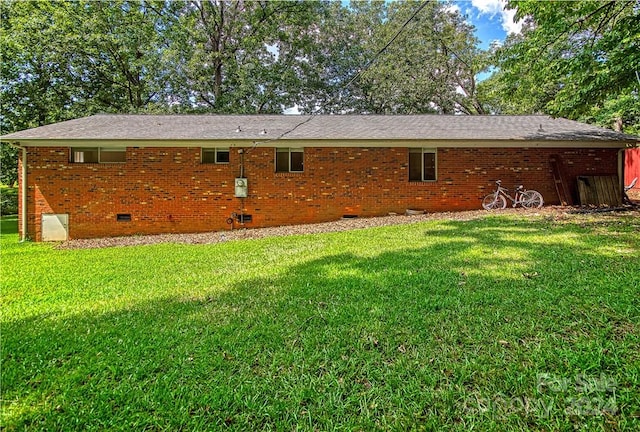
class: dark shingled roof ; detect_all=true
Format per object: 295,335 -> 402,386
2,114 -> 637,144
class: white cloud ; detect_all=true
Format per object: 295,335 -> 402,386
470,0 -> 523,34
283,105 -> 301,115
445,3 -> 460,14
500,6 -> 522,34
470,0 -> 503,16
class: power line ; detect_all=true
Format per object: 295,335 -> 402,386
250,0 -> 432,147
342,0 -> 431,91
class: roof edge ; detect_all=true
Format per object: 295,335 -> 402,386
3,138 -> 632,149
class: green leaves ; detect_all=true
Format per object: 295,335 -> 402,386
485,0 -> 640,133
163,0 -> 322,113
1,0 -> 170,131
0,144 -> 18,186
308,0 -> 487,115
4,0 -> 635,132
2,0 -> 492,129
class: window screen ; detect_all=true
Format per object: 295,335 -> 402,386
275,148 -> 304,172
71,148 -> 125,163
216,149 -> 230,163
99,148 -> 126,163
408,148 -> 437,181
72,148 -> 99,163
290,149 -> 304,172
202,148 -> 229,164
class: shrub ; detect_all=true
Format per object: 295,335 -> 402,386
1,187 -> 18,215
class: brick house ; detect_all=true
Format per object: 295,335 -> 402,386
1,114 -> 637,241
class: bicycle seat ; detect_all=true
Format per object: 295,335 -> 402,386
496,180 -> 502,185
516,185 -> 524,191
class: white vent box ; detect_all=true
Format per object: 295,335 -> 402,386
42,214 -> 69,241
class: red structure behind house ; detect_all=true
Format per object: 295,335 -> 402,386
625,148 -> 640,189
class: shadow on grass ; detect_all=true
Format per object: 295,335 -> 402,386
2,217 -> 639,430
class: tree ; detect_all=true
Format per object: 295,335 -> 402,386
1,0 -> 177,132
164,0 -> 322,113
360,0 -> 488,114
1,0 -> 489,124
65,0 -> 174,113
484,0 -> 640,134
0,144 -> 18,186
304,0 -> 488,115
0,0 -> 177,183
1,0 -> 75,131
296,0 -> 384,114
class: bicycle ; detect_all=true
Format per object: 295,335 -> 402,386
482,180 -> 544,210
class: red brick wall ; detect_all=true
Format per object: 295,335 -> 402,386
21,145 -> 620,240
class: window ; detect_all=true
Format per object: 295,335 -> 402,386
71,147 -> 125,163
99,148 -> 126,163
202,147 -> 230,164
72,148 -> 98,163
275,148 -> 304,172
409,148 -> 437,181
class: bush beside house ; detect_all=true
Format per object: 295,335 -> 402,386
0,187 -> 18,215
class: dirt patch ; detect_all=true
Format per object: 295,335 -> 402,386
57,206 -> 639,250
627,188 -> 640,201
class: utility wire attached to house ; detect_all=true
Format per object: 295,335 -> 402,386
247,0 -> 432,150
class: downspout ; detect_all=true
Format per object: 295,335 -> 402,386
238,148 -> 245,223
239,148 -> 245,178
618,147 -> 627,203
9,142 -> 28,242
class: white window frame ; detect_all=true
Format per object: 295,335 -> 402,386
71,147 -> 126,163
202,147 -> 230,164
409,148 -> 437,182
275,148 -> 304,173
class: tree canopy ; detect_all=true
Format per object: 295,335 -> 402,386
1,0 -> 490,132
1,0 -> 638,135
481,0 -> 640,134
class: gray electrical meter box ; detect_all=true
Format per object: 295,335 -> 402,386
235,178 -> 248,198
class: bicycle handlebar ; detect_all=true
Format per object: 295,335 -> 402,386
496,180 -> 525,191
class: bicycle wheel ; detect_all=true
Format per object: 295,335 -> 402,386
482,194 -> 507,210
521,190 -> 544,209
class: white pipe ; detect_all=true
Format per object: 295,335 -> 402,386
618,148 -> 626,203
9,142 -> 27,242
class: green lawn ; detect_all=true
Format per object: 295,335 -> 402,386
1,213 -> 639,431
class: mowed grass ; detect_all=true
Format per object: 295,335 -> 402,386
1,213 -> 639,431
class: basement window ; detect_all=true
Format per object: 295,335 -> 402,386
116,213 -> 132,222
237,214 -> 252,223
202,148 -> 230,164
72,148 -> 98,163
275,148 -> 304,172
409,148 -> 437,181
71,147 -> 126,163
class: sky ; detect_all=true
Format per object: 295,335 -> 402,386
284,0 -> 523,114
449,0 -> 523,49
451,0 -> 524,82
